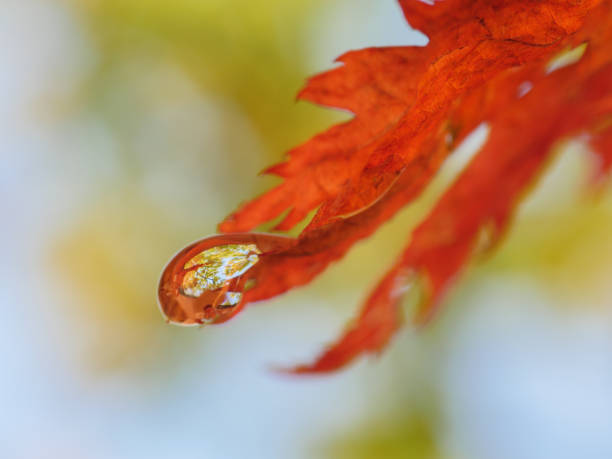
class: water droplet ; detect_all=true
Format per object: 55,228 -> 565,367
158,233 -> 295,326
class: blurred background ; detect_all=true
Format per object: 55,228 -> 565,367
2,0 -> 612,458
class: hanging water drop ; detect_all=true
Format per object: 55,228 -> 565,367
158,233 -> 294,326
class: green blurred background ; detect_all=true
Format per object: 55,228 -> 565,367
2,1 -> 611,458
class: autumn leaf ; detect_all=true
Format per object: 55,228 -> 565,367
159,0 -> 612,373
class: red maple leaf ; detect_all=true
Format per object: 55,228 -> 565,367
159,0 -> 612,373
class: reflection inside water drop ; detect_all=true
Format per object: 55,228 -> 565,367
181,243 -> 261,298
